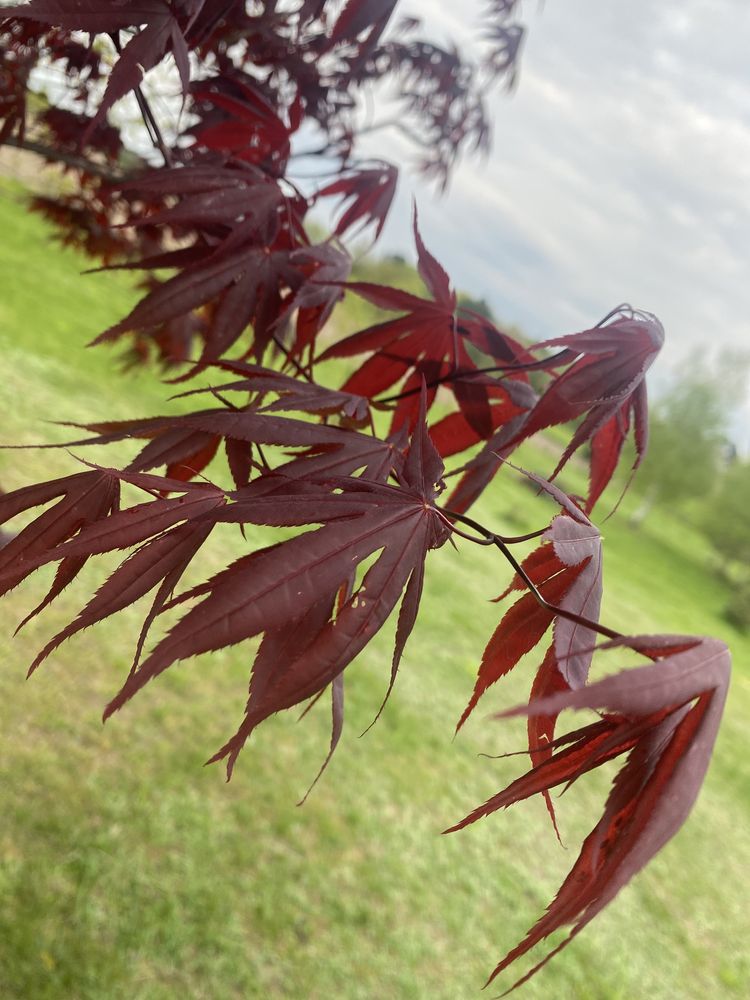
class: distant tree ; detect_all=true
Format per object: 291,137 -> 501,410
706,461 -> 750,570
698,460 -> 750,629
631,349 -> 749,523
0,2 -> 732,993
458,292 -> 495,320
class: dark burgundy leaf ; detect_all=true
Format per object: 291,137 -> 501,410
28,518 -> 216,676
0,486 -> 225,583
445,411 -> 532,514
49,407 -> 398,485
102,406 -> 449,773
190,80 -> 293,171
317,163 -> 398,240
126,175 -> 283,234
1,2 -> 168,34
449,635 -> 730,992
546,510 -> 602,689
428,409 -> 503,459
527,643 -> 569,836
457,476 -> 603,733
456,561 -> 584,732
318,209 -> 525,431
503,308 -> 664,511
0,470 -> 119,600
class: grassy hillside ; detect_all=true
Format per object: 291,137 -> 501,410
0,180 -> 748,1000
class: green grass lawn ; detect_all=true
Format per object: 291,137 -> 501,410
0,180 -> 748,1000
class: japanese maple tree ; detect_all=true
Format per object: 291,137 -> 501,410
0,1 -> 731,993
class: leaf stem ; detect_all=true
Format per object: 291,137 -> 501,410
271,332 -> 315,383
374,350 -> 569,407
3,135 -> 127,181
133,86 -> 174,168
111,31 -> 173,169
439,507 -> 545,546
438,506 -> 622,642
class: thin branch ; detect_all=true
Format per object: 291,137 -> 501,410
441,512 -> 547,545
438,506 -> 622,642
111,30 -> 172,169
374,350 -> 569,407
271,332 -> 315,384
439,518 -> 496,546
2,135 -> 126,182
133,85 -> 174,168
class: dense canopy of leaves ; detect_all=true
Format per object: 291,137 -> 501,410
0,1 -> 730,992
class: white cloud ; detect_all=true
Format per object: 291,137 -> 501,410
364,0 -> 750,371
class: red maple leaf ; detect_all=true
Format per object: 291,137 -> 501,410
321,207 -> 531,434
446,307 -> 662,513
456,478 -> 603,732
99,396 -> 449,781
505,307 -> 664,511
447,634 -> 730,993
317,162 -> 398,240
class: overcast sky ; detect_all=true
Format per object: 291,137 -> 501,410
353,0 -> 750,378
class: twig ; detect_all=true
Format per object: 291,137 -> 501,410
111,30 -> 173,169
375,349 -> 569,407
2,135 -> 126,182
133,86 -> 174,168
271,332 -> 315,384
438,506 -> 622,642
